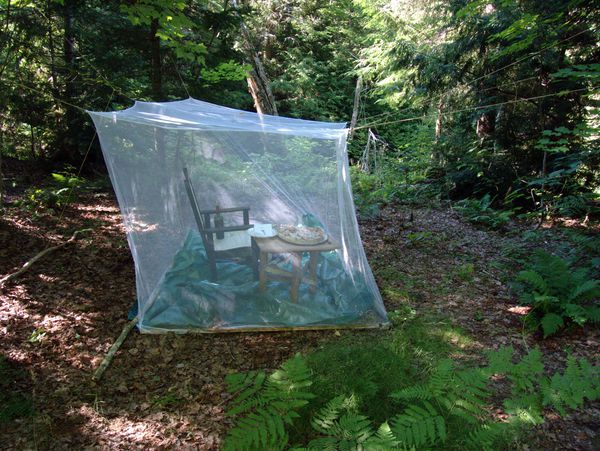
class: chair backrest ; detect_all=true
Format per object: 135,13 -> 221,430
183,167 -> 211,246
183,167 -> 252,249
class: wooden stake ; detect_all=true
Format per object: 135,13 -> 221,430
0,228 -> 91,288
92,316 -> 139,382
349,76 -> 362,140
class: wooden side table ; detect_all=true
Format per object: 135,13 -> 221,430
252,236 -> 340,303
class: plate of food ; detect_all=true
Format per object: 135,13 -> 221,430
276,224 -> 328,245
248,224 -> 277,238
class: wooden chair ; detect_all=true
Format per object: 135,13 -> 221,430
183,167 -> 255,281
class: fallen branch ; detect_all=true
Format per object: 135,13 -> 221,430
92,316 -> 139,382
0,228 -> 91,288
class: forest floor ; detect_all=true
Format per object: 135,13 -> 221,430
0,184 -> 598,449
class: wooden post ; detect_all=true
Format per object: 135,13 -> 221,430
349,76 -> 362,140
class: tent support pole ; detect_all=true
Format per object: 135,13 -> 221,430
92,316 -> 138,382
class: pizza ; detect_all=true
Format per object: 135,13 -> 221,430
276,224 -> 327,245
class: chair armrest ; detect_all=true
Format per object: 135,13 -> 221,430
203,224 -> 254,233
200,206 -> 250,214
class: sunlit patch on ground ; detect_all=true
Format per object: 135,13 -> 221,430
1,195 -> 598,449
508,306 -> 531,315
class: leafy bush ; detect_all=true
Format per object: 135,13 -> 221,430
455,194 -> 514,229
350,160 -> 441,215
515,250 -> 600,337
224,348 -> 600,450
350,167 -> 389,217
18,171 -> 85,214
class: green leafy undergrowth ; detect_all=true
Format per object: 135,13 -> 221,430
514,250 -> 600,337
223,354 -> 314,451
225,309 -> 473,447
17,170 -> 85,215
225,346 -> 600,450
455,194 -> 514,230
295,310 -> 472,435
0,356 -> 34,424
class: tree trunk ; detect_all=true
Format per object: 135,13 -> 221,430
0,1 -> 7,207
30,124 -> 35,159
493,104 -> 506,153
0,131 -> 4,208
56,0 -> 76,162
232,0 -> 277,115
246,75 -> 264,114
435,96 -> 444,141
245,55 -> 277,115
432,96 -> 445,165
150,18 -> 163,101
47,0 -> 59,97
348,76 -> 362,140
63,0 -> 75,102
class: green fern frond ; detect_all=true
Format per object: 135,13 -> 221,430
305,436 -> 340,450
308,410 -> 375,450
508,348 -> 544,393
465,423 -> 507,450
517,269 -> 548,295
311,395 -> 353,434
540,355 -> 600,416
514,250 -> 598,337
392,359 -> 454,403
390,384 -> 431,402
486,346 -> 514,375
540,312 -> 564,337
226,371 -> 268,415
569,279 -> 600,303
584,305 -> 600,323
224,354 -> 314,451
364,421 -> 400,449
391,402 -> 446,447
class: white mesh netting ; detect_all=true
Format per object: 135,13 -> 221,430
89,99 -> 388,332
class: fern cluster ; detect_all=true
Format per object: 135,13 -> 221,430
389,359 -> 501,449
224,349 -> 599,450
455,194 -> 514,230
515,249 -> 600,337
223,354 -> 314,451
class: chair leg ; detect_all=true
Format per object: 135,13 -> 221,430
207,251 -> 218,282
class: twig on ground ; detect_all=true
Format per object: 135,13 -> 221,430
0,228 -> 91,288
92,316 -> 139,382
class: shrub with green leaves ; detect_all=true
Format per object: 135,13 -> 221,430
18,171 -> 85,214
224,348 -> 600,450
455,194 -> 514,229
515,250 -> 600,337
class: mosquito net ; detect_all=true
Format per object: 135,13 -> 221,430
88,99 -> 388,333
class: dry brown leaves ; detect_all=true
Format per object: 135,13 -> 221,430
0,196 -> 598,449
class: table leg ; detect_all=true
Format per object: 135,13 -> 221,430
308,251 -> 319,294
251,238 -> 260,280
259,251 -> 268,292
290,252 -> 302,303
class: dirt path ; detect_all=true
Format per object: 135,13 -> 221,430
1,194 -> 598,449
